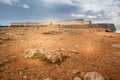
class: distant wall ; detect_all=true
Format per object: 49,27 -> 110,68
60,23 -> 116,32
11,19 -> 91,27
83,21 -> 91,24
87,24 -> 116,32
52,19 -> 84,25
11,22 -> 50,27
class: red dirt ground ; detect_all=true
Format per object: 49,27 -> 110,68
0,26 -> 120,80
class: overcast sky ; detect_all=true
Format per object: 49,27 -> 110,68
0,0 -> 120,26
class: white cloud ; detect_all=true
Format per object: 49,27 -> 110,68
41,0 -> 76,5
69,0 -> 120,24
0,0 -> 119,25
1,0 -> 118,23
71,13 -> 97,19
0,0 -> 19,5
71,13 -> 85,18
21,4 -> 30,9
87,15 -> 97,19
0,0 -> 30,9
81,4 -> 102,12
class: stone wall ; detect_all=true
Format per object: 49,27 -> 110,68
10,19 -> 116,32
52,19 -> 84,25
11,19 -> 91,27
83,21 -> 91,24
87,24 -> 116,32
11,22 -> 50,27
61,23 -> 116,32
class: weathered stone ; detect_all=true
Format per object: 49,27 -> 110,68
84,72 -> 104,80
0,74 -> 3,79
7,78 -> 13,80
24,49 -> 37,58
39,49 -> 63,63
24,49 -> 63,63
71,50 -> 80,54
75,45 -> 79,48
73,77 -> 82,80
19,71 -> 23,75
88,24 -> 116,32
112,44 -> 120,48
72,70 -> 81,77
0,37 -> 12,42
0,40 -> 3,44
22,75 -> 28,79
0,59 -> 11,67
43,31 -> 55,35
43,78 -> 53,80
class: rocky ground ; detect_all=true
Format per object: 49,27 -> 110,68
0,26 -> 120,80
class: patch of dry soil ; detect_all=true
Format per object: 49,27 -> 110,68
0,26 -> 120,80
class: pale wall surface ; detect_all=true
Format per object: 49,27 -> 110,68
11,19 -> 91,26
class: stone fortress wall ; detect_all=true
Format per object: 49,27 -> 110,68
11,19 -> 116,32
11,19 -> 91,27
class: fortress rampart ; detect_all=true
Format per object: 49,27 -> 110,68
61,23 -> 116,32
11,19 -> 91,27
10,19 -> 116,32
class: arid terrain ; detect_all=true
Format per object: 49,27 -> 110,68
0,26 -> 120,80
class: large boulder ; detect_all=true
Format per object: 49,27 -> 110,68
84,72 -> 104,80
24,49 -> 63,63
38,49 -> 63,63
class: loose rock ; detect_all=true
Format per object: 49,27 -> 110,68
43,78 -> 53,80
24,49 -> 37,58
112,44 -> 120,48
0,59 -> 11,67
72,70 -> 81,77
84,72 -> 104,80
73,77 -> 82,80
71,50 -> 80,54
41,49 -> 63,63
23,49 -> 63,63
22,75 -> 28,79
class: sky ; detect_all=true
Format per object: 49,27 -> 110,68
0,0 -> 120,27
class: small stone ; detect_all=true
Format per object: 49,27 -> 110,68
75,45 -> 79,48
0,40 -> 3,44
43,78 -> 52,80
72,70 -> 80,76
7,44 -> 12,46
19,71 -> 23,75
7,78 -> 13,80
0,74 -> 3,79
84,72 -> 104,80
43,50 -> 63,63
91,63 -> 97,67
71,50 -> 80,54
113,57 -> 117,60
112,44 -> 120,48
73,77 -> 82,80
22,75 -> 28,79
23,49 -> 38,58
0,59 -> 11,67
20,40 -> 24,42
